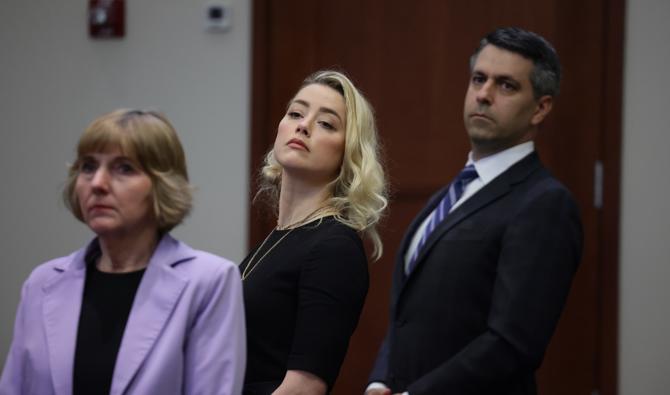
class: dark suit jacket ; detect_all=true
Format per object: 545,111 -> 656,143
369,152 -> 583,395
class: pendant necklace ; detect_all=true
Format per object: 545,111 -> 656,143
241,206 -> 333,281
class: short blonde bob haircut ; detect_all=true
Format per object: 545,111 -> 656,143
64,109 -> 192,233
259,70 -> 389,260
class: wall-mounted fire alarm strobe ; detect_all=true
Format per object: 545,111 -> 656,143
205,2 -> 232,33
89,0 -> 125,38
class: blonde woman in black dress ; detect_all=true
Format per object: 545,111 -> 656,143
240,70 -> 388,395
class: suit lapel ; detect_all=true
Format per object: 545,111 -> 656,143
391,186 -> 450,301
110,235 -> 193,395
411,180 -> 512,268
396,152 -> 542,299
42,248 -> 88,395
397,186 -> 449,263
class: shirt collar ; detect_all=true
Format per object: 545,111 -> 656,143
466,141 -> 535,184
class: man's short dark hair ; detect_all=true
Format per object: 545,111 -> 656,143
470,27 -> 561,98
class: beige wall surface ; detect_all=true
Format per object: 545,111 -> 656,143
620,0 -> 670,393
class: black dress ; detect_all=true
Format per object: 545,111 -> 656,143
240,216 -> 369,394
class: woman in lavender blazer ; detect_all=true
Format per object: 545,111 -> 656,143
0,109 -> 246,395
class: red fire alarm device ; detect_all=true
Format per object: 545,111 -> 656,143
89,0 -> 125,38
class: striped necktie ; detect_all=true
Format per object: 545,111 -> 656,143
407,164 -> 479,274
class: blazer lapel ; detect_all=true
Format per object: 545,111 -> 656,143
400,152 -> 542,289
391,185 -> 449,308
110,235 -> 193,395
397,186 -> 450,261
391,186 -> 450,302
412,180 -> 511,269
42,248 -> 88,395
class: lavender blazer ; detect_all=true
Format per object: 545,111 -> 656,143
0,234 -> 246,395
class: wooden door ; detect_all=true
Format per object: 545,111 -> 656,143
249,1 -> 623,394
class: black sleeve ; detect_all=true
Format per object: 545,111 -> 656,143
368,326 -> 391,385
286,230 -> 369,389
408,185 -> 583,395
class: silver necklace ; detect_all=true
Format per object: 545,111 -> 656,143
241,206 -> 332,281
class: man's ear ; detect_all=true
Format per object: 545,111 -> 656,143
531,95 -> 553,126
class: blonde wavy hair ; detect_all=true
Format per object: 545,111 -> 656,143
258,70 -> 389,260
64,109 -> 193,233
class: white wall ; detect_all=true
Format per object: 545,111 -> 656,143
0,0 -> 250,362
620,0 -> 670,393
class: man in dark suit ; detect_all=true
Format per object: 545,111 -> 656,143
366,27 -> 583,395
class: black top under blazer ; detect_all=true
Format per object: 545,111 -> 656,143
369,152 -> 583,395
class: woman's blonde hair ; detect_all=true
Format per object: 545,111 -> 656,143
64,109 -> 193,233
259,70 -> 389,260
